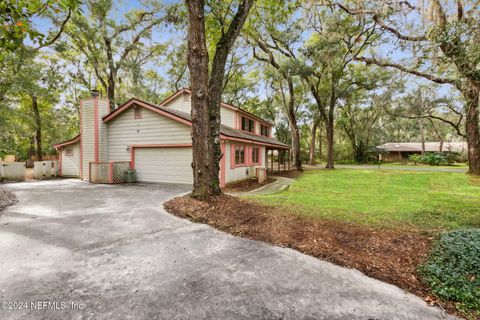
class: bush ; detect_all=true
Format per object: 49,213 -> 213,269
408,152 -> 458,166
419,229 -> 480,313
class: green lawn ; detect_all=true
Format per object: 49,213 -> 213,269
249,169 -> 480,230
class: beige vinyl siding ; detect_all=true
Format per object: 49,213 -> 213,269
164,92 -> 238,129
224,142 -> 266,184
81,99 -> 95,179
107,107 -> 191,161
221,107 -> 236,128
60,142 -> 80,177
97,99 -> 110,161
164,92 -> 191,113
134,147 -> 193,184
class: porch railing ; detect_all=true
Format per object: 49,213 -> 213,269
89,161 -> 131,184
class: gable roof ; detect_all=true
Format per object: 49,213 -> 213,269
103,97 -> 289,149
160,88 -> 274,127
53,134 -> 80,149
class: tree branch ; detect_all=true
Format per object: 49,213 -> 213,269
33,9 -> 72,51
356,56 -> 458,86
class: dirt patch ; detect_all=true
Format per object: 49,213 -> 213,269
164,194 -> 459,317
222,177 -> 276,193
0,188 -> 17,213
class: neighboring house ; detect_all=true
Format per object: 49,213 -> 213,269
53,89 -> 289,186
376,142 -> 467,162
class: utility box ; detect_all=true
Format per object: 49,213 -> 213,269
125,169 -> 137,183
256,168 -> 267,183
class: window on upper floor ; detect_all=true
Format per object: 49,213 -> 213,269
65,148 -> 73,156
260,124 -> 269,136
235,146 -> 245,164
241,116 -> 255,133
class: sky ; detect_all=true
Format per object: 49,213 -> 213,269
29,0 -> 459,107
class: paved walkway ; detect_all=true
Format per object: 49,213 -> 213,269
0,180 -> 455,319
332,164 -> 468,173
231,176 -> 295,196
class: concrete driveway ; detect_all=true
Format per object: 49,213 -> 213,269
0,180 -> 454,320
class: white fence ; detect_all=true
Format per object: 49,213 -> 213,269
0,160 -> 59,182
1,161 -> 26,181
33,161 -> 58,180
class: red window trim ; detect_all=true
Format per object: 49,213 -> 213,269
230,144 -> 263,168
260,124 -> 270,137
240,116 -> 255,134
230,144 -> 247,168
251,147 -> 261,165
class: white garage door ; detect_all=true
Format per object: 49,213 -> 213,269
134,147 -> 193,184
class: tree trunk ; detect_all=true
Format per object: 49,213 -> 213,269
325,88 -> 336,169
186,0 -> 253,200
31,95 -> 42,161
464,84 -> 480,175
107,75 -> 115,111
281,78 -> 302,171
290,120 -> 302,170
186,0 -> 218,200
419,119 -> 425,155
318,124 -> 323,162
29,135 -> 35,159
309,118 -> 319,165
325,119 -> 334,169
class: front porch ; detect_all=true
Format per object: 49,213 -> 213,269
266,147 -> 291,175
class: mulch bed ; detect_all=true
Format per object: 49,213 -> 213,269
222,177 -> 276,193
164,194 -> 459,317
0,188 -> 17,213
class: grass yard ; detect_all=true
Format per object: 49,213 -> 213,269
167,168 -> 480,317
249,169 -> 480,231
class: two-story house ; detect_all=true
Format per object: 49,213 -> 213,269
53,88 -> 289,187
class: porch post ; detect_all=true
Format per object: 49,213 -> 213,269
277,149 -> 280,173
288,149 -> 290,171
270,149 -> 273,174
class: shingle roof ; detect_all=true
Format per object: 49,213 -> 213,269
220,125 -> 289,148
376,142 -> 467,153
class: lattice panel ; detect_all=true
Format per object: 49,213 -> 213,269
112,162 -> 130,183
89,162 -> 109,183
89,161 -> 131,184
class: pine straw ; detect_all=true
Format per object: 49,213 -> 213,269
164,194 -> 460,318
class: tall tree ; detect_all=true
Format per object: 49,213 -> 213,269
186,0 -> 254,200
308,113 -> 321,165
335,1 -> 480,174
65,0 -> 174,110
300,6 -> 378,169
250,35 -> 303,170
